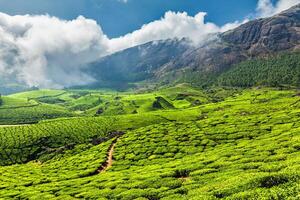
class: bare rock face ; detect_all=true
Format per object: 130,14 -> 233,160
158,4 -> 300,79
222,4 -> 300,54
87,38 -> 192,86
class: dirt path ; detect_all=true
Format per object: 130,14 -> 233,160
104,142 -> 117,170
97,138 -> 119,173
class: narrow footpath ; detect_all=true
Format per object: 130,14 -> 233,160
97,138 -> 119,173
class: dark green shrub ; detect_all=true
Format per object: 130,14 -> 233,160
173,169 -> 190,178
259,175 -> 289,188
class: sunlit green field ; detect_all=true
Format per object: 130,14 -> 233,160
0,86 -> 299,199
0,84 -> 215,125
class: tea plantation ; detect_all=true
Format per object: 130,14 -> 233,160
0,87 -> 299,199
0,84 -> 211,125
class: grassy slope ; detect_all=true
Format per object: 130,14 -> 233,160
8,89 -> 66,99
0,85 -> 210,124
0,91 -> 73,125
0,88 -> 299,199
0,107 -> 200,166
0,100 -> 74,125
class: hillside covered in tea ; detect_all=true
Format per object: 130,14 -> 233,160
0,87 -> 299,199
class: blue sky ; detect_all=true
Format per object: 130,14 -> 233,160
0,0 -> 278,38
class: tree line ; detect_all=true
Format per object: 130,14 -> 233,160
217,52 -> 300,88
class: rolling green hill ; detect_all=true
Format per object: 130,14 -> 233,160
0,88 -> 299,199
0,85 -> 213,125
0,95 -> 74,125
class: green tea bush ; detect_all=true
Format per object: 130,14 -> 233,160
0,88 -> 299,199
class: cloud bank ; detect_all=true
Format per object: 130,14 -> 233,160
0,0 -> 298,88
0,11 -> 240,88
0,13 -> 110,88
257,0 -> 300,17
108,12 -> 240,52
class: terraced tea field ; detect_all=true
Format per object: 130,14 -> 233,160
0,84 -> 212,125
0,88 -> 299,199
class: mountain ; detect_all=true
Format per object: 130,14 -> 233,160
154,3 -> 300,85
86,38 -> 193,89
222,7 -> 300,54
87,4 -> 300,89
1,4 -> 299,93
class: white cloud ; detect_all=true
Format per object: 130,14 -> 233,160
0,13 -> 110,88
0,11 -> 241,88
257,0 -> 300,17
109,11 -> 241,53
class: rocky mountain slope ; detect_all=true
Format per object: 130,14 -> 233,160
159,4 -> 300,79
88,4 -> 300,88
86,38 -> 193,89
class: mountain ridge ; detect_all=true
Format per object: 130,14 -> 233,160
85,4 -> 300,89
159,4 -> 300,81
1,4 -> 300,93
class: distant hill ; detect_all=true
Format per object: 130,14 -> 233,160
85,38 -> 193,90
86,4 -> 300,89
